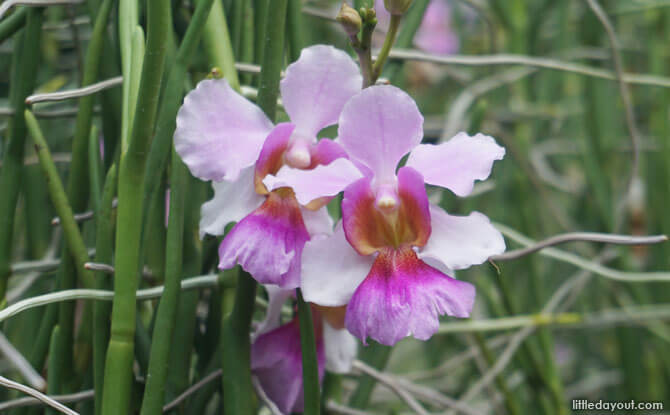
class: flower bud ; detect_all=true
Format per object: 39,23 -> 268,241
336,2 -> 362,36
383,0 -> 413,15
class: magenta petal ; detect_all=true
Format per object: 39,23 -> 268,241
309,139 -> 348,167
254,123 -> 295,194
345,247 -> 475,346
251,320 -> 325,414
338,85 -> 424,182
175,79 -> 274,182
218,191 -> 309,288
406,132 -> 505,197
281,45 -> 362,137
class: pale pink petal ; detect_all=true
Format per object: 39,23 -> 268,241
263,158 -> 363,206
251,319 -> 325,414
301,222 -> 374,307
345,247 -> 475,346
300,206 -> 334,237
418,204 -> 505,270
338,85 -> 424,182
199,166 -> 264,239
406,132 -> 505,197
175,79 -> 274,182
323,322 -> 358,374
254,286 -> 294,339
218,192 -> 309,288
280,45 -> 362,138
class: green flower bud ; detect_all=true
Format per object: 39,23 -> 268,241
383,0 -> 413,15
336,2 -> 362,37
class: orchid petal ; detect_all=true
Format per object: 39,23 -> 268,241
263,158 -> 363,206
254,123 -> 295,194
341,167 -> 431,255
323,322 -> 358,374
175,79 -> 274,182
338,85 -> 423,182
345,247 -> 475,346
406,132 -> 505,197
199,166 -> 264,239
419,204 -> 505,270
301,222 -> 374,307
254,286 -> 293,338
280,45 -> 362,137
218,191 -> 309,288
300,206 -> 334,237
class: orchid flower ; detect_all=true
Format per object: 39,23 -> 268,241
174,45 -> 362,288
251,286 -> 357,414
375,0 -> 459,55
263,85 -> 506,345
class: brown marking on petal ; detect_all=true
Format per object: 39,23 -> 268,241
313,304 -> 347,330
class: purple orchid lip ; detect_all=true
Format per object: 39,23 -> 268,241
218,189 -> 309,289
345,246 -> 475,346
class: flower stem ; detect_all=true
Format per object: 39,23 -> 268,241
286,0 -> 305,62
202,0 -> 240,90
348,342 -> 391,408
24,110 -> 95,290
256,0 -> 288,120
371,13 -> 401,82
383,0 -> 430,83
101,0 -> 170,411
0,7 -> 42,302
0,6 -> 27,44
297,289 -> 321,415
139,149 -> 187,415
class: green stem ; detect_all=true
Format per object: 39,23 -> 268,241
202,0 -> 240,90
472,333 -> 523,415
45,326 -> 63,415
348,342 -> 392,408
256,0 -> 288,120
0,8 -> 43,301
253,0 -> 268,67
139,150 -> 187,415
25,110 -> 95,290
383,0 -> 429,83
92,164 -> 118,415
221,271 -> 258,415
297,290 -> 320,415
371,13 -> 400,82
286,0 -> 305,62
0,7 -> 27,44
101,0 -> 170,412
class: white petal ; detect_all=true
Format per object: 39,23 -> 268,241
419,204 -> 505,270
199,166 -> 264,239
323,323 -> 358,374
300,206 -> 334,237
301,222 -> 374,307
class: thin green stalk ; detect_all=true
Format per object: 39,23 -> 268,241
472,333 -> 523,415
286,0 -> 305,62
383,0 -> 429,83
45,326 -> 63,415
101,0 -> 170,412
25,110 -> 95,290
253,0 -> 268,66
0,7 -> 27,44
297,290 -> 320,415
202,0 -> 239,90
230,0 -> 245,57
220,2 -> 287,413
139,150 -> 187,415
92,164 -> 117,415
0,8 -> 43,301
256,0 -> 288,120
371,13 -> 400,81
118,0 -> 140,153
348,342 -> 391,408
221,271 -> 257,415
141,0 -> 216,264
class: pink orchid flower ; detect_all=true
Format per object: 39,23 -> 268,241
375,0 -> 459,55
251,287 -> 357,414
263,85 -> 506,345
174,45 -> 362,288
